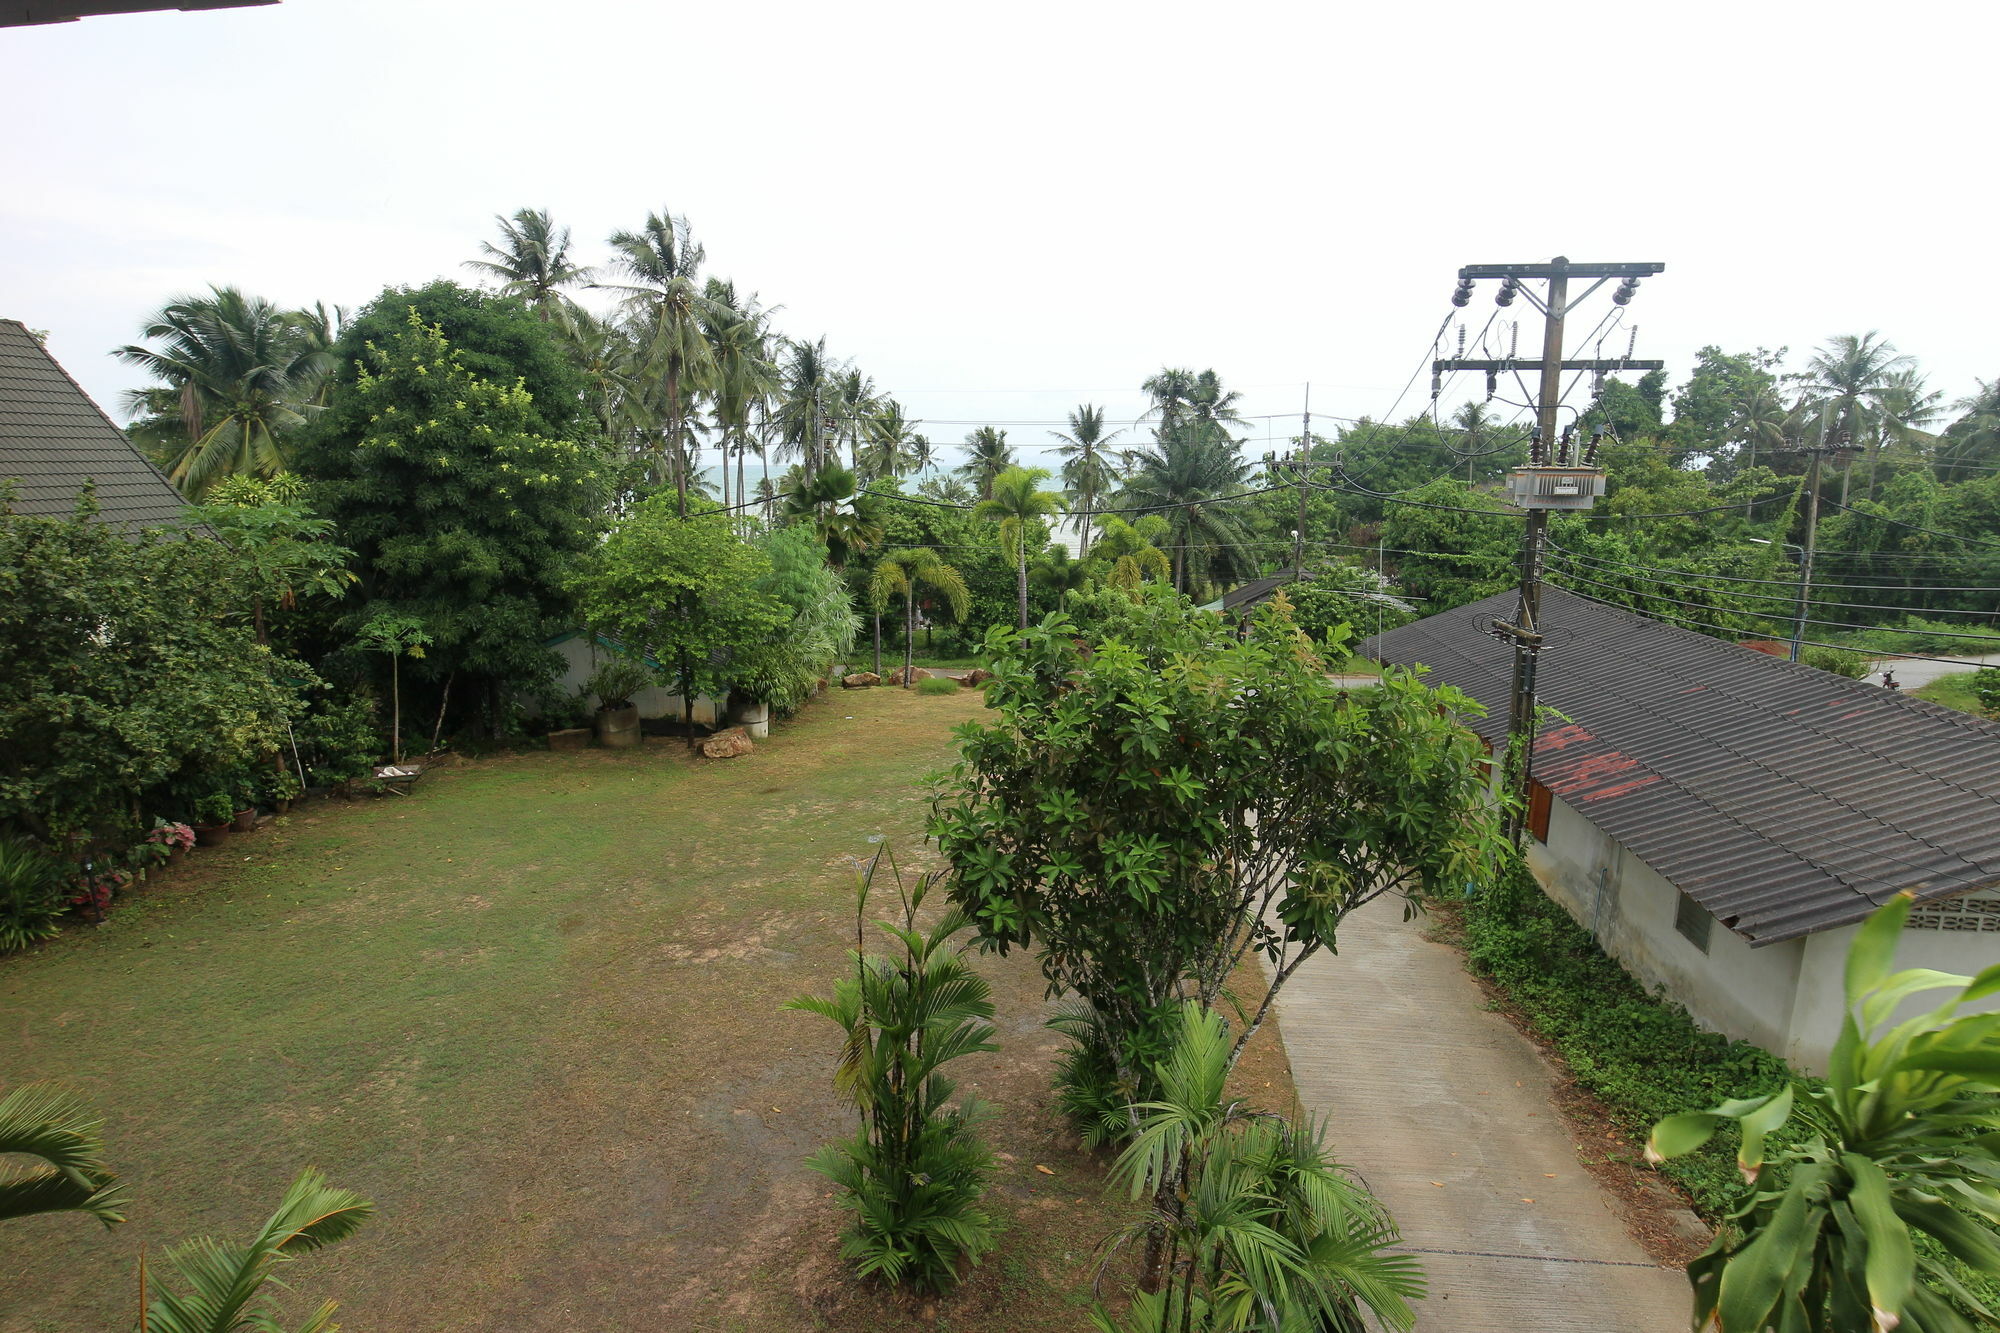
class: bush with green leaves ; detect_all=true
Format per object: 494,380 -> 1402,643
932,598 -> 1501,1133
1649,893 -> 2000,1333
786,852 -> 998,1291
0,1082 -> 127,1225
292,691 -> 382,788
735,525 -> 861,715
1800,644 -> 1871,679
0,492 -> 302,845
1971,667 -> 2000,720
583,656 -> 657,712
1093,1004 -> 1423,1331
0,836 -> 68,953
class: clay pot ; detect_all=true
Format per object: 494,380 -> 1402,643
230,808 -> 256,833
192,822 -> 230,847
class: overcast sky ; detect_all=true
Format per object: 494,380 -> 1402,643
4,0 -> 1994,467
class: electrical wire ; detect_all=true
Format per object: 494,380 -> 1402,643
1817,496 -> 2000,552
1540,578 -> 1994,670
1545,544 -> 2000,600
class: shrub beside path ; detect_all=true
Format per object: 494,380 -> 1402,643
1268,894 -> 1689,1330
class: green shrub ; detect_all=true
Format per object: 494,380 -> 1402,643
915,675 -> 961,696
1799,644 -> 1870,679
1974,666 -> 2000,719
1837,616 -> 2000,658
0,836 -> 67,953
293,693 -> 382,787
583,657 -> 656,712
1460,860 -> 1796,1215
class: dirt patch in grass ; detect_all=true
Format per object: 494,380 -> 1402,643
0,687 -> 1182,1332
1421,903 -> 1710,1268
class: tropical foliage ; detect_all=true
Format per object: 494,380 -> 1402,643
0,1082 -> 127,1226
787,851 -> 999,1291
1648,893 -> 2000,1333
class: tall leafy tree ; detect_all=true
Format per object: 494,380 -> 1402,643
598,207 -> 725,513
1801,332 -> 1914,501
463,207 -> 592,319
298,300 -> 604,737
1052,404 -> 1125,555
115,287 -> 335,497
699,278 -> 779,512
774,336 -> 839,479
975,466 -> 1063,629
959,425 -> 1016,500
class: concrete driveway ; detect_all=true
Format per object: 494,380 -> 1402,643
1268,895 -> 1690,1331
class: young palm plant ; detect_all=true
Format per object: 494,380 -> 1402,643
1648,891 -> 2000,1333
139,1167 -> 372,1333
0,836 -> 68,954
1096,1004 -> 1423,1333
871,549 -> 970,686
974,466 -> 1064,630
786,851 -> 999,1292
0,1082 -> 127,1227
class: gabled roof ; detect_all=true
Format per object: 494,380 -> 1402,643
0,319 -> 192,533
1219,568 -> 1304,612
1364,586 -> 2000,946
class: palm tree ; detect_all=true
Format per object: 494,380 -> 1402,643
1084,514 -> 1172,595
832,367 -> 880,472
1051,404 -> 1125,556
870,548 -> 970,685
856,400 -> 923,483
0,1083 -> 126,1228
598,207 -> 725,515
1119,434 -> 1254,595
959,426 -> 1016,500
975,466 -> 1063,629
700,278 -> 779,512
1938,378 -> 2000,479
140,1168 -> 371,1333
782,465 -> 881,569
1100,1004 -> 1422,1330
774,336 -> 839,479
918,473 -> 974,505
1141,367 -> 1200,438
115,287 -> 334,498
1800,332 -> 1914,502
1877,367 -> 1947,462
463,208 -> 591,318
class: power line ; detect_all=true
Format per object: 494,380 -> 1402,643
1817,495 -> 2000,552
1545,544 -> 2000,600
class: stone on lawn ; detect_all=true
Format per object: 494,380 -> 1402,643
887,666 -> 932,685
701,726 -> 754,759
841,672 -> 880,689
962,668 -> 993,687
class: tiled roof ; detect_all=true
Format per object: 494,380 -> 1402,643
1364,586 -> 2000,945
1221,568 -> 1303,611
0,318 -> 191,533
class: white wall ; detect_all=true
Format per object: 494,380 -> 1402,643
1527,794 -> 1806,1061
548,634 -> 724,726
1785,905 -> 2000,1072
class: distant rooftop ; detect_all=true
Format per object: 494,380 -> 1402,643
1,2 -> 274,27
1364,586 -> 2000,945
0,319 -> 192,533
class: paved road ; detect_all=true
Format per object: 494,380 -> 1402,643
1871,652 -> 2000,691
1268,895 -> 1689,1331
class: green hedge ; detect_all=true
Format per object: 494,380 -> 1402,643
1458,861 -> 1797,1215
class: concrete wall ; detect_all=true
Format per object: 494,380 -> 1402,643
549,634 -> 723,726
1785,905 -> 2000,1071
1526,794 -> 1806,1061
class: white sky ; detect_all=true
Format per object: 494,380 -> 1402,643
4,0 -> 1995,467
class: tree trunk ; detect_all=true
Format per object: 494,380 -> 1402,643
390,656 -> 401,764
873,612 -> 882,676
904,597 -> 916,688
1016,544 -> 1029,630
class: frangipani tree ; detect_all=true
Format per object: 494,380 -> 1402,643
1648,892 -> 2000,1333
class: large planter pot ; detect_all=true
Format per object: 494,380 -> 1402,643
192,822 -> 230,847
731,699 -> 771,740
229,808 -> 257,833
548,727 -> 590,752
595,705 -> 642,749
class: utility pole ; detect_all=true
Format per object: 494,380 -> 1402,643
1786,427 -> 1854,663
1434,257 -> 1665,842
1293,384 -> 1312,572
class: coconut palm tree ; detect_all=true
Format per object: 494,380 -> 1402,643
783,465 -> 881,569
1800,332 -> 1914,503
918,473 -> 974,505
832,367 -> 880,472
700,278 -> 779,512
598,207 -> 725,515
1119,434 -> 1254,595
1052,404 -> 1125,556
871,549 -> 970,685
115,287 -> 335,498
774,336 -> 839,479
856,400 -> 923,483
0,1083 -> 126,1228
907,432 -> 937,478
1084,514 -> 1172,595
1877,367 -> 1947,463
959,426 -> 1016,500
1937,378 -> 2000,479
464,207 -> 592,319
975,466 -> 1064,629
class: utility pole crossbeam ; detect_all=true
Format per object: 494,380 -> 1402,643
1440,256 -> 1665,843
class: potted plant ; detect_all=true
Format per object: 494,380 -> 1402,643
586,658 -> 655,750
147,820 -> 196,866
192,793 -> 235,846
230,790 -> 258,834
268,770 -> 303,815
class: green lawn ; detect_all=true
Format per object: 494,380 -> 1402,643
0,688 -> 1140,1332
1913,672 -> 1985,717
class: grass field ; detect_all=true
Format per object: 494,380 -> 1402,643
2,687 -> 1258,1331
1913,672 -> 1985,717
